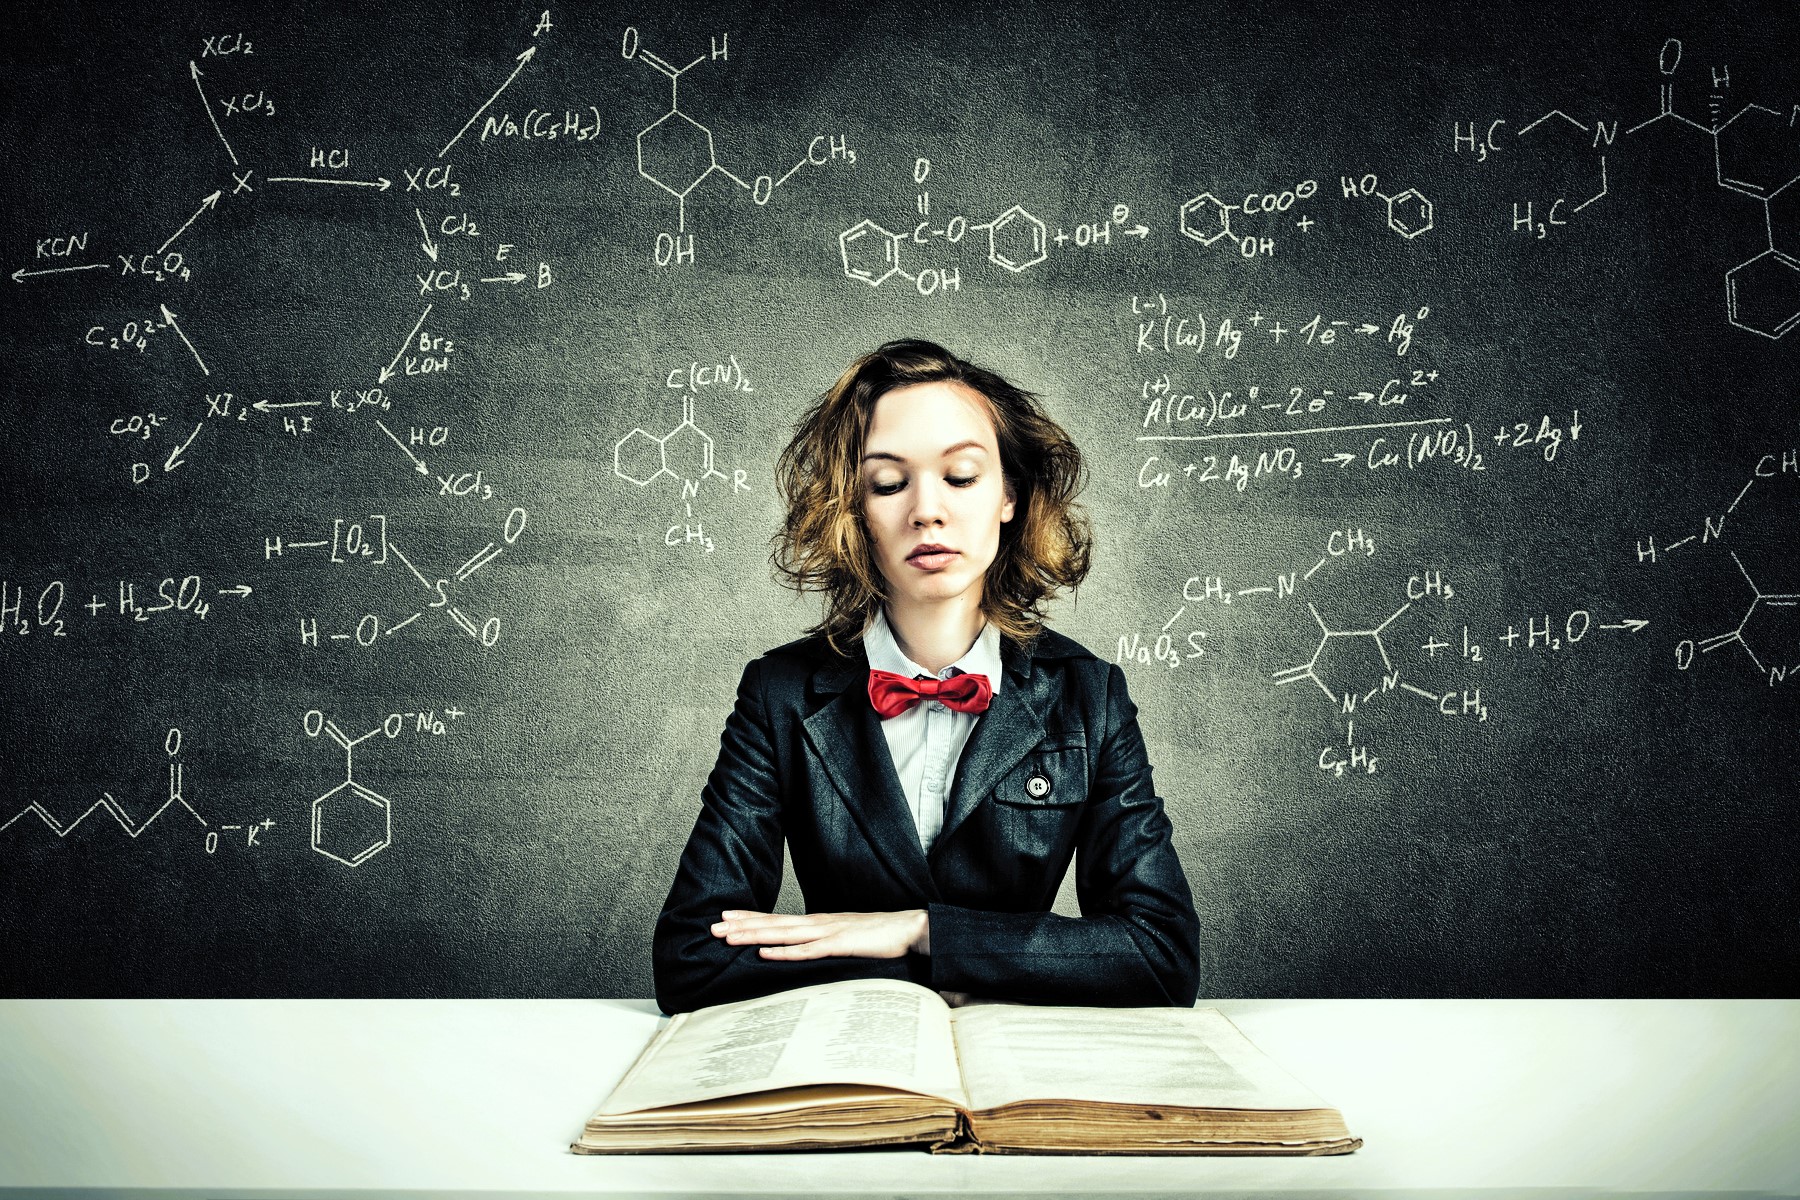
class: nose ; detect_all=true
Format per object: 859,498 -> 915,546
909,474 -> 948,528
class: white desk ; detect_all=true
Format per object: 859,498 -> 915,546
2,999 -> 1795,1198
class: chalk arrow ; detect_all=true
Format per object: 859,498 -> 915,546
251,398 -> 322,413
265,176 -> 392,191
1321,452 -> 1357,468
378,304 -> 433,384
11,262 -> 111,283
439,45 -> 537,159
1599,619 -> 1650,633
190,61 -> 240,166
415,208 -> 439,262
480,271 -> 526,284
1356,323 -> 1380,335
375,418 -> 429,475
1123,224 -> 1150,239
158,190 -> 222,255
164,423 -> 203,473
217,585 -> 253,598
159,304 -> 211,376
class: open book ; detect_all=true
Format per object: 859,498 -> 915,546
573,979 -> 1360,1155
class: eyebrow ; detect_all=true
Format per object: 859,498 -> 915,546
862,441 -> 990,464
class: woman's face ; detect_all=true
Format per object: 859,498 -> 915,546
860,380 -> 1016,612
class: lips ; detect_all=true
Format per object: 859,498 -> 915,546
907,543 -> 958,570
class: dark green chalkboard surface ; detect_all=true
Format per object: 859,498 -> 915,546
3,0 -> 1796,996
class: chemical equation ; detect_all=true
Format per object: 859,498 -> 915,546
1117,529 -> 1649,776
1129,294 -> 1431,359
838,158 -> 1140,293
1,576 -> 253,636
1179,174 -> 1434,259
22,14 -> 560,495
1135,410 -> 1583,493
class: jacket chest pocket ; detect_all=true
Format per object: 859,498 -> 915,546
995,744 -> 1089,808
987,744 -> 1088,873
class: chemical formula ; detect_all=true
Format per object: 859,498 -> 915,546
1117,528 -> 1652,776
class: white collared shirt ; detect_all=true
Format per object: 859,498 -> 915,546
862,608 -> 1003,854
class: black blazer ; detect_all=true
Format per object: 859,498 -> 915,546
652,626 -> 1201,1015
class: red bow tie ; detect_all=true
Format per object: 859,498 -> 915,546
867,668 -> 993,718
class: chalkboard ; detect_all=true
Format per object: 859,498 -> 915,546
3,0 -> 1796,998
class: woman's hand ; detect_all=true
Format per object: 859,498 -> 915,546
710,909 -> 930,960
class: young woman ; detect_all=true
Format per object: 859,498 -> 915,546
652,339 -> 1200,1014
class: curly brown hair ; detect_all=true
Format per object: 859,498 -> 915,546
773,339 -> 1091,655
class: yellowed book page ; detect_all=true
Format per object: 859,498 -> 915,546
610,1083 -> 934,1122
597,978 -> 966,1114
950,1004 -> 1329,1114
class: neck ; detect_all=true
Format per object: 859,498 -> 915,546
884,594 -> 986,675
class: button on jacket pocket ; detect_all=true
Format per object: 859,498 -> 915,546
995,746 -> 1087,807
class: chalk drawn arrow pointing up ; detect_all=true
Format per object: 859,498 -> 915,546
190,61 -> 240,166
159,304 -> 211,376
11,262 -> 111,283
158,190 -> 223,255
438,45 -> 537,159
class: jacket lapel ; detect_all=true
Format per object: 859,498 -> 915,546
799,649 -> 940,901
931,633 -> 1046,861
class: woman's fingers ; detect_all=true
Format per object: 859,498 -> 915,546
713,911 -> 835,944
758,941 -> 834,960
728,922 -> 833,945
711,910 -> 923,958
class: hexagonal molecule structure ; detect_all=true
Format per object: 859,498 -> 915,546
986,205 -> 1048,273
839,219 -> 903,286
1714,105 -> 1800,201
312,780 -> 391,868
1386,188 -> 1434,239
1179,193 -> 1234,246
637,111 -> 716,199
660,405 -> 717,482
1725,250 -> 1800,340
613,426 -> 669,487
614,394 -> 726,489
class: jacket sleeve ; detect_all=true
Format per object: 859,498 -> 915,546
925,662 -> 1201,1007
652,657 -> 920,1015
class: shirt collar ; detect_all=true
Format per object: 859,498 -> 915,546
863,608 -> 1004,696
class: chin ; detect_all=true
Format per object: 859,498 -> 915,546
909,576 -> 977,604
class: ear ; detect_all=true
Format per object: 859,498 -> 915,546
1000,478 -> 1017,524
